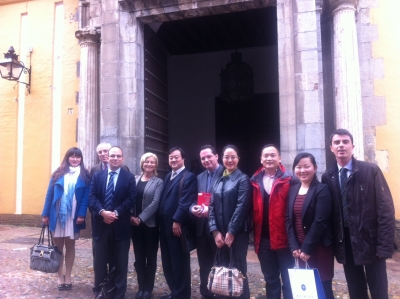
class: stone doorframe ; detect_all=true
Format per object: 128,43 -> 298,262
76,0 -> 363,175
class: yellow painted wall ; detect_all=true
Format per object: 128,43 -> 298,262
0,0 -> 80,214
372,1 -> 400,218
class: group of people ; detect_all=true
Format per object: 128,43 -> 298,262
41,128 -> 395,299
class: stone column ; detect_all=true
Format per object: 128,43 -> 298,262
331,0 -> 364,160
75,28 -> 100,169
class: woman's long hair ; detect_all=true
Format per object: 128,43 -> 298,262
51,147 -> 91,185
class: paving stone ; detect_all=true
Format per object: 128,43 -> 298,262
0,225 -> 399,298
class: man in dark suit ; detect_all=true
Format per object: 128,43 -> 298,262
322,129 -> 395,299
90,142 -> 129,177
89,146 -> 136,299
158,147 -> 197,299
190,145 -> 224,298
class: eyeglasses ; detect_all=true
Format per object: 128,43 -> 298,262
109,154 -> 123,158
223,155 -> 238,160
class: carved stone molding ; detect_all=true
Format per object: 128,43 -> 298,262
330,0 -> 358,13
75,28 -> 100,46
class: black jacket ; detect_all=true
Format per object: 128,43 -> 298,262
209,168 -> 252,236
286,177 -> 333,255
321,157 -> 395,265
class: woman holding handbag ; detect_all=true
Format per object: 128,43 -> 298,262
130,153 -> 163,299
286,152 -> 335,299
208,145 -> 252,299
42,147 -> 91,291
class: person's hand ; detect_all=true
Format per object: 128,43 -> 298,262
130,216 -> 141,226
42,216 -> 49,225
76,216 -> 85,225
213,231 -> 225,248
101,211 -> 118,224
300,252 -> 310,263
172,222 -> 182,237
292,249 -> 301,258
191,205 -> 203,218
225,232 -> 235,247
200,204 -> 209,217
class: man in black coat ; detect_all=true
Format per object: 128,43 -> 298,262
190,145 -> 224,298
321,128 -> 395,299
89,146 -> 136,299
158,147 -> 197,299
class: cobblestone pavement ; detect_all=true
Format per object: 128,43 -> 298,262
0,225 -> 399,299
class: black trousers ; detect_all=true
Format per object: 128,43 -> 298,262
343,228 -> 389,299
257,237 -> 294,299
196,228 -> 218,298
159,227 -> 191,299
93,225 -> 130,299
131,223 -> 159,292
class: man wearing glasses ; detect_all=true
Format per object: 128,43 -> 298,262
90,142 -> 129,177
89,146 -> 137,299
190,145 -> 224,298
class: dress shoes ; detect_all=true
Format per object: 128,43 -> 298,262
159,295 -> 172,299
142,291 -> 152,299
64,283 -> 72,290
135,290 -> 144,299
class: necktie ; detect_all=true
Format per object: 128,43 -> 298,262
102,163 -> 107,170
206,172 -> 214,193
104,172 -> 116,211
171,172 -> 177,180
340,168 -> 349,226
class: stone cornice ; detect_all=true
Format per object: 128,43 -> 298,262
330,0 -> 358,13
75,28 -> 100,46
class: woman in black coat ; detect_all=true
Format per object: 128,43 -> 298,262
286,152 -> 335,299
208,145 -> 252,299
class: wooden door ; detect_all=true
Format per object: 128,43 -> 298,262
144,25 -> 169,179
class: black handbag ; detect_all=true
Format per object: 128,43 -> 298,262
95,267 -> 117,299
30,225 -> 62,273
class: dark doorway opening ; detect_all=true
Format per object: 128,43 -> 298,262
215,93 -> 279,175
145,6 -> 279,177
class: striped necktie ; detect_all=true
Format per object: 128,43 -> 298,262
104,172 -> 116,211
340,168 -> 349,226
171,172 -> 177,180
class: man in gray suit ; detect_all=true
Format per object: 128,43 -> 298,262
190,145 -> 224,298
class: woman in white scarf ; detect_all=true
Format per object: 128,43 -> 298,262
42,147 -> 91,291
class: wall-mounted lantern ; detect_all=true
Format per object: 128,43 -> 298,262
0,46 -> 31,93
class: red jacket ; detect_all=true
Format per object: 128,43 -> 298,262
251,164 -> 292,253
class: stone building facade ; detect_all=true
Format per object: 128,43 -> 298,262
75,0 -> 371,175
0,0 -> 398,243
